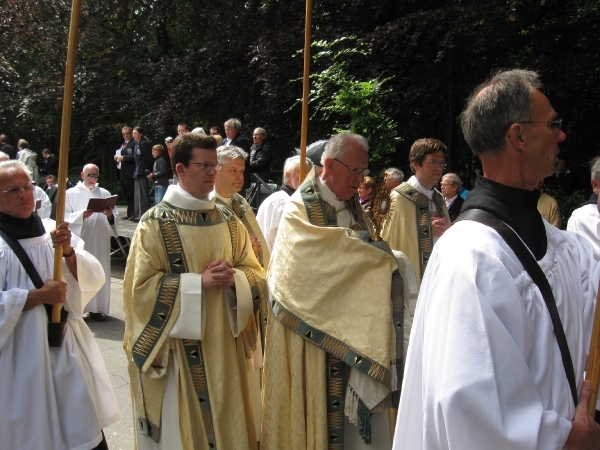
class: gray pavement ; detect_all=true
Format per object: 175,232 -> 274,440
86,252 -> 134,449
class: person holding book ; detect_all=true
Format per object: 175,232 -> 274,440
65,164 -> 119,321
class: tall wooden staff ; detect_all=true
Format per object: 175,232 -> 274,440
585,288 -> 600,410
48,0 -> 83,346
299,0 -> 313,180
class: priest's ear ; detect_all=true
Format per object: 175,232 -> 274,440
175,162 -> 186,177
591,178 -> 600,195
506,122 -> 528,151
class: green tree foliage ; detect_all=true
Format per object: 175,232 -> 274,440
0,0 -> 598,196
298,37 -> 400,174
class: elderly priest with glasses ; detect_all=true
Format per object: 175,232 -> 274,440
261,132 -> 418,450
0,160 -> 119,450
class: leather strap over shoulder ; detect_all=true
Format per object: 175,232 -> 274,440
457,208 -> 578,408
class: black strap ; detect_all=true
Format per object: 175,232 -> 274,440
0,228 -> 67,322
457,209 -> 579,408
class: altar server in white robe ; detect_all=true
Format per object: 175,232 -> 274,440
256,155 -> 312,252
0,159 -> 120,450
65,164 -> 118,320
34,184 -> 52,218
393,69 -> 600,450
567,156 -> 600,261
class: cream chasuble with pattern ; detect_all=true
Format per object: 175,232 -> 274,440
124,185 -> 265,450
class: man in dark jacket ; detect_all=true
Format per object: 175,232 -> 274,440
249,127 -> 272,184
440,172 -> 464,222
39,149 -> 58,178
223,118 -> 251,193
132,126 -> 154,221
0,134 -> 16,160
114,126 -> 137,220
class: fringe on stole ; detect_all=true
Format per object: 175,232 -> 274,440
343,358 -> 403,444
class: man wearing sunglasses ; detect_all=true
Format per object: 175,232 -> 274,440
124,132 -> 265,449
382,138 -> 451,286
394,70 -> 600,450
65,164 -> 118,322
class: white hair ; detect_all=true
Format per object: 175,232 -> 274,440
282,155 -> 313,187
192,127 -> 206,135
0,160 -> 33,181
321,133 -> 369,165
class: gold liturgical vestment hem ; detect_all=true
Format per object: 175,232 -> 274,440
262,171 -> 405,450
124,198 -> 265,450
381,182 -> 449,285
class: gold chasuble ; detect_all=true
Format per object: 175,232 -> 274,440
261,171 -> 416,450
215,193 -> 270,268
381,182 -> 449,285
123,186 -> 265,450
214,192 -> 270,441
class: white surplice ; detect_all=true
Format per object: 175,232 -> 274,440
0,219 -> 120,450
65,182 -> 118,314
256,189 -> 290,253
567,203 -> 600,261
393,220 -> 599,450
34,185 -> 52,219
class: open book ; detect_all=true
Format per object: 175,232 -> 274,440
87,195 -> 118,213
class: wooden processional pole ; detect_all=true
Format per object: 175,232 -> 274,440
299,0 -> 313,181
49,0 -> 83,345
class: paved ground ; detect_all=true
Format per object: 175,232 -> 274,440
86,238 -> 134,449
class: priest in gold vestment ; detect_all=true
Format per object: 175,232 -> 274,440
214,144 -> 270,440
261,133 -> 418,450
381,138 -> 451,285
123,133 -> 265,450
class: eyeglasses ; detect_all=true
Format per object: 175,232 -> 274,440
190,162 -> 223,170
424,159 -> 446,168
333,158 -> 370,176
2,183 -> 34,196
519,118 -> 562,131
85,173 -> 99,178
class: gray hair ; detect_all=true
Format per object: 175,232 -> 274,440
283,155 -> 313,177
224,118 -> 242,131
254,127 -> 267,138
442,172 -> 461,187
0,160 -> 33,180
217,145 -> 248,165
460,69 -> 542,155
590,157 -> 600,182
385,167 -> 404,183
321,133 -> 369,165
192,127 -> 206,134
0,151 -> 9,162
